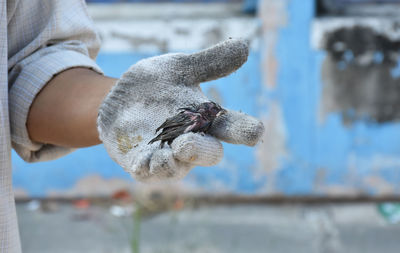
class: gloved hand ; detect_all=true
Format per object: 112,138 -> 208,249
97,39 -> 264,182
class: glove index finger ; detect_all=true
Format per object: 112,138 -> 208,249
208,110 -> 265,146
186,38 -> 249,84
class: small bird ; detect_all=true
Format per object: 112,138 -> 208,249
149,101 -> 226,147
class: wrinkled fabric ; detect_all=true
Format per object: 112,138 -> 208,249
1,0 -> 101,251
98,39 -> 265,183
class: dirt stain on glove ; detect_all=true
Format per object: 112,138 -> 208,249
116,131 -> 143,154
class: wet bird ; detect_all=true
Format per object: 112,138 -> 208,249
149,101 -> 226,147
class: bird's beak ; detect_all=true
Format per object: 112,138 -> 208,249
216,109 -> 227,117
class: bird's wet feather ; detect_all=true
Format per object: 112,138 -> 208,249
148,102 -> 224,147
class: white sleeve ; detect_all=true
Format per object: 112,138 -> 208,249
8,0 -> 103,162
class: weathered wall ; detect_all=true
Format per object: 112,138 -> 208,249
12,0 -> 400,198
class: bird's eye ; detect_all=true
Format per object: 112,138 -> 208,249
211,108 -> 219,114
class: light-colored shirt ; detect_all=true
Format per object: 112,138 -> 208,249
1,1 -> 102,251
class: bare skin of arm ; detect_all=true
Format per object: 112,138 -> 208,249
27,68 -> 117,148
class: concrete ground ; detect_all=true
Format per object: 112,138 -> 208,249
17,202 -> 400,253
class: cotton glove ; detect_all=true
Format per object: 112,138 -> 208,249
97,39 -> 264,182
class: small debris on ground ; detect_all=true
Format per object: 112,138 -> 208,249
41,201 -> 59,213
378,202 -> 400,224
112,189 -> 133,203
26,200 -> 40,211
109,205 -> 134,217
73,199 -> 91,209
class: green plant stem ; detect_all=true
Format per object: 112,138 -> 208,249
131,207 -> 142,253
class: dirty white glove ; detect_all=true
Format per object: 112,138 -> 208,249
97,39 -> 264,182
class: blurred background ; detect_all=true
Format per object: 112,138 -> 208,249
14,0 -> 400,252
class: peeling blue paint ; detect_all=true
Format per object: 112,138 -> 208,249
271,0 -> 318,195
391,56 -> 400,78
273,0 -> 400,195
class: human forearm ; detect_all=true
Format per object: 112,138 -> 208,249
27,68 -> 117,148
